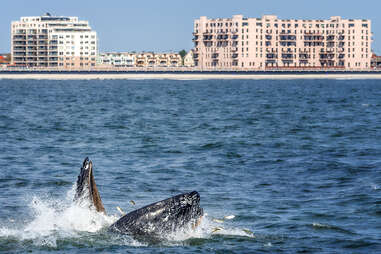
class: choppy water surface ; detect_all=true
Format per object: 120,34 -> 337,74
0,79 -> 380,253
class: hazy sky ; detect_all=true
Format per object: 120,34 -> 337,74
1,0 -> 381,53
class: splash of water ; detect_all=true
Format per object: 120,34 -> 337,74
0,184 -> 118,248
0,184 -> 253,248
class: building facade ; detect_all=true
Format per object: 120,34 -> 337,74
11,14 -> 97,68
0,54 -> 11,66
371,54 -> 381,68
98,52 -> 135,67
134,52 -> 182,67
184,50 -> 195,67
193,15 -> 372,70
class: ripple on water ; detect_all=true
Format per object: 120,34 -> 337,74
0,79 -> 381,253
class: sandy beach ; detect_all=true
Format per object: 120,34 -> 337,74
1,73 -> 381,80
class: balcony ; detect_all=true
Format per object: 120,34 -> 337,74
282,60 -> 294,64
280,42 -> 296,47
281,54 -> 294,59
280,35 -> 296,41
304,42 -> 324,47
14,57 -> 26,61
15,30 -> 26,34
14,52 -> 26,56
266,53 -> 277,59
304,36 -> 324,41
14,41 -> 26,45
48,52 -> 58,56
13,35 -> 26,40
203,35 -> 213,41
13,47 -> 26,51
319,53 -> 335,59
299,54 -> 310,59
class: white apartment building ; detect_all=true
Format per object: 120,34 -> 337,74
193,15 -> 372,70
184,51 -> 195,67
11,13 -> 97,68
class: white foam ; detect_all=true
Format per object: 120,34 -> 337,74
0,184 -> 119,247
0,186 -> 253,247
165,214 -> 254,243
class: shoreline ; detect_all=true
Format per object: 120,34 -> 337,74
1,73 -> 381,80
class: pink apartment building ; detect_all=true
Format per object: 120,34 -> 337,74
193,15 -> 372,70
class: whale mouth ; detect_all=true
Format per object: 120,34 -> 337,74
74,157 -> 105,213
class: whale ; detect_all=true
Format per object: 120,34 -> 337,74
109,191 -> 203,240
74,158 -> 203,240
74,157 -> 105,213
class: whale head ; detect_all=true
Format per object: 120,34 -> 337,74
74,157 -> 105,213
110,191 -> 204,240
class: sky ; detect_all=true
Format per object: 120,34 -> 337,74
1,0 -> 381,54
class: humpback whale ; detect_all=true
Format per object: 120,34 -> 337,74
74,157 -> 105,213
74,158 -> 204,240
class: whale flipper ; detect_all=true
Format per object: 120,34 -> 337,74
74,157 -> 105,213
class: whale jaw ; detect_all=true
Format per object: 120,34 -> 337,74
74,157 -> 105,213
109,191 -> 204,240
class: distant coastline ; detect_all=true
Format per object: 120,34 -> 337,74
1,69 -> 381,80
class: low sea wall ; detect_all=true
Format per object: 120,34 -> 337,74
1,69 -> 381,80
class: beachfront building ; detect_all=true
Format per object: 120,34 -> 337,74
193,15 -> 372,70
0,54 -> 11,67
371,54 -> 381,68
135,52 -> 182,67
98,52 -> 135,67
184,51 -> 195,67
11,13 -> 97,68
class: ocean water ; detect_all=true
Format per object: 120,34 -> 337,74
0,78 -> 380,253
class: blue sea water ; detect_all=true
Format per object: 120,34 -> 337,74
0,78 -> 380,253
